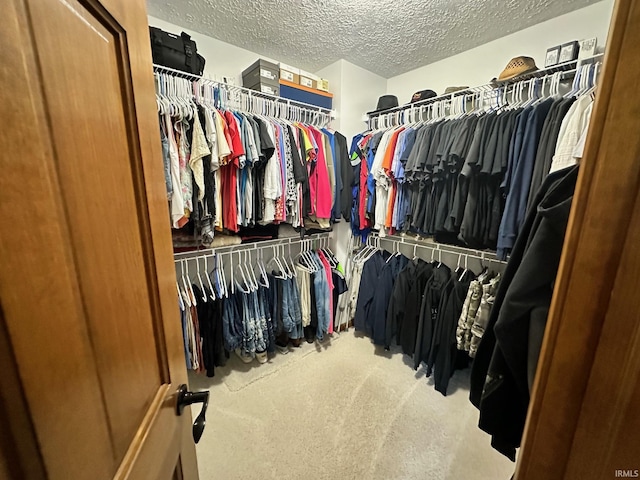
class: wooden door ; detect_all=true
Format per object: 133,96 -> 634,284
516,0 -> 640,478
0,0 -> 199,479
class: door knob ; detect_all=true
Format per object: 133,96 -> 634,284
176,384 -> 209,443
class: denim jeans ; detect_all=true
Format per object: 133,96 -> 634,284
222,293 -> 242,352
240,293 -> 255,357
288,278 -> 303,339
259,285 -> 276,353
250,290 -> 267,353
312,271 -> 330,340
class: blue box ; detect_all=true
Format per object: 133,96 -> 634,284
279,82 -> 333,110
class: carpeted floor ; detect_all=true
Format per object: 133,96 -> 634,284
188,331 -> 515,480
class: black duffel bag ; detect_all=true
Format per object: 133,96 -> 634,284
150,27 -> 206,75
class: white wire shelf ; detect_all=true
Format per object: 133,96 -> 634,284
153,63 -> 333,117
173,232 -> 332,261
367,53 -> 605,118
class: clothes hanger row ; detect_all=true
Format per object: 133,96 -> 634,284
175,234 -> 334,298
366,62 -> 601,130
364,233 -> 508,268
154,67 -> 332,126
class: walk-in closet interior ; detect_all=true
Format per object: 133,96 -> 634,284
3,0 -> 640,479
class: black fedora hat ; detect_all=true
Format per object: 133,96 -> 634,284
369,95 -> 399,114
409,89 -> 437,103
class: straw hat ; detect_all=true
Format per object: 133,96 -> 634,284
498,56 -> 538,81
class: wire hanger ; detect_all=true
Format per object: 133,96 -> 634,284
286,243 -> 298,277
257,247 -> 270,287
196,257 -> 208,302
181,260 -> 196,307
269,245 -> 288,279
234,251 -> 250,294
459,254 -> 469,281
229,251 -> 235,295
218,252 -> 228,298
245,249 -> 259,291
203,255 -> 216,301
177,281 -> 185,311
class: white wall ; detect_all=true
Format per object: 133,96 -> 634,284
386,0 -> 615,101
316,60 -> 387,264
148,15 -> 277,84
316,59 -> 387,141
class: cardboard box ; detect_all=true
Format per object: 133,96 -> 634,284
279,63 -> 300,84
317,78 -> 330,92
299,69 -> 317,89
242,59 -> 279,87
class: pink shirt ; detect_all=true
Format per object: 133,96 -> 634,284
308,127 -> 332,219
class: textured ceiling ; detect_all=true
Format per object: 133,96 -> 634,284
147,0 -> 600,78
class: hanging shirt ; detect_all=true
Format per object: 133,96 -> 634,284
322,132 -> 336,213
175,118 -> 193,216
371,130 -> 394,231
190,112 -> 210,204
550,94 -> 594,173
203,107 -> 220,170
262,125 -> 283,225
166,114 -> 185,228
214,110 -> 232,163
308,126 -> 332,220
497,100 -> 553,259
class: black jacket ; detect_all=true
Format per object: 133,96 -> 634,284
429,269 -> 475,395
192,285 -> 226,377
413,263 -> 451,369
369,255 -> 409,345
386,259 -> 434,351
335,132 -> 354,221
354,251 -> 389,334
470,166 -> 579,460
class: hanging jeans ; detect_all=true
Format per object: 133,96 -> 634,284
279,277 -> 302,340
258,285 -> 276,353
250,289 -> 267,354
312,271 -> 330,340
222,293 -> 242,352
239,292 -> 257,357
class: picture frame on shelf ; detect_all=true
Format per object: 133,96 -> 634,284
545,46 -> 561,67
579,38 -> 598,59
559,41 -> 580,63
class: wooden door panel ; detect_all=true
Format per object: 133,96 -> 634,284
1,0 -> 198,478
27,0 -> 166,460
1,0 -> 115,478
516,0 -> 640,478
115,385 -> 180,480
564,190 -> 640,477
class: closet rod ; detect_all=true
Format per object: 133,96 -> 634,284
367,53 -> 604,119
370,233 -> 507,265
153,63 -> 333,116
173,232 -> 332,262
